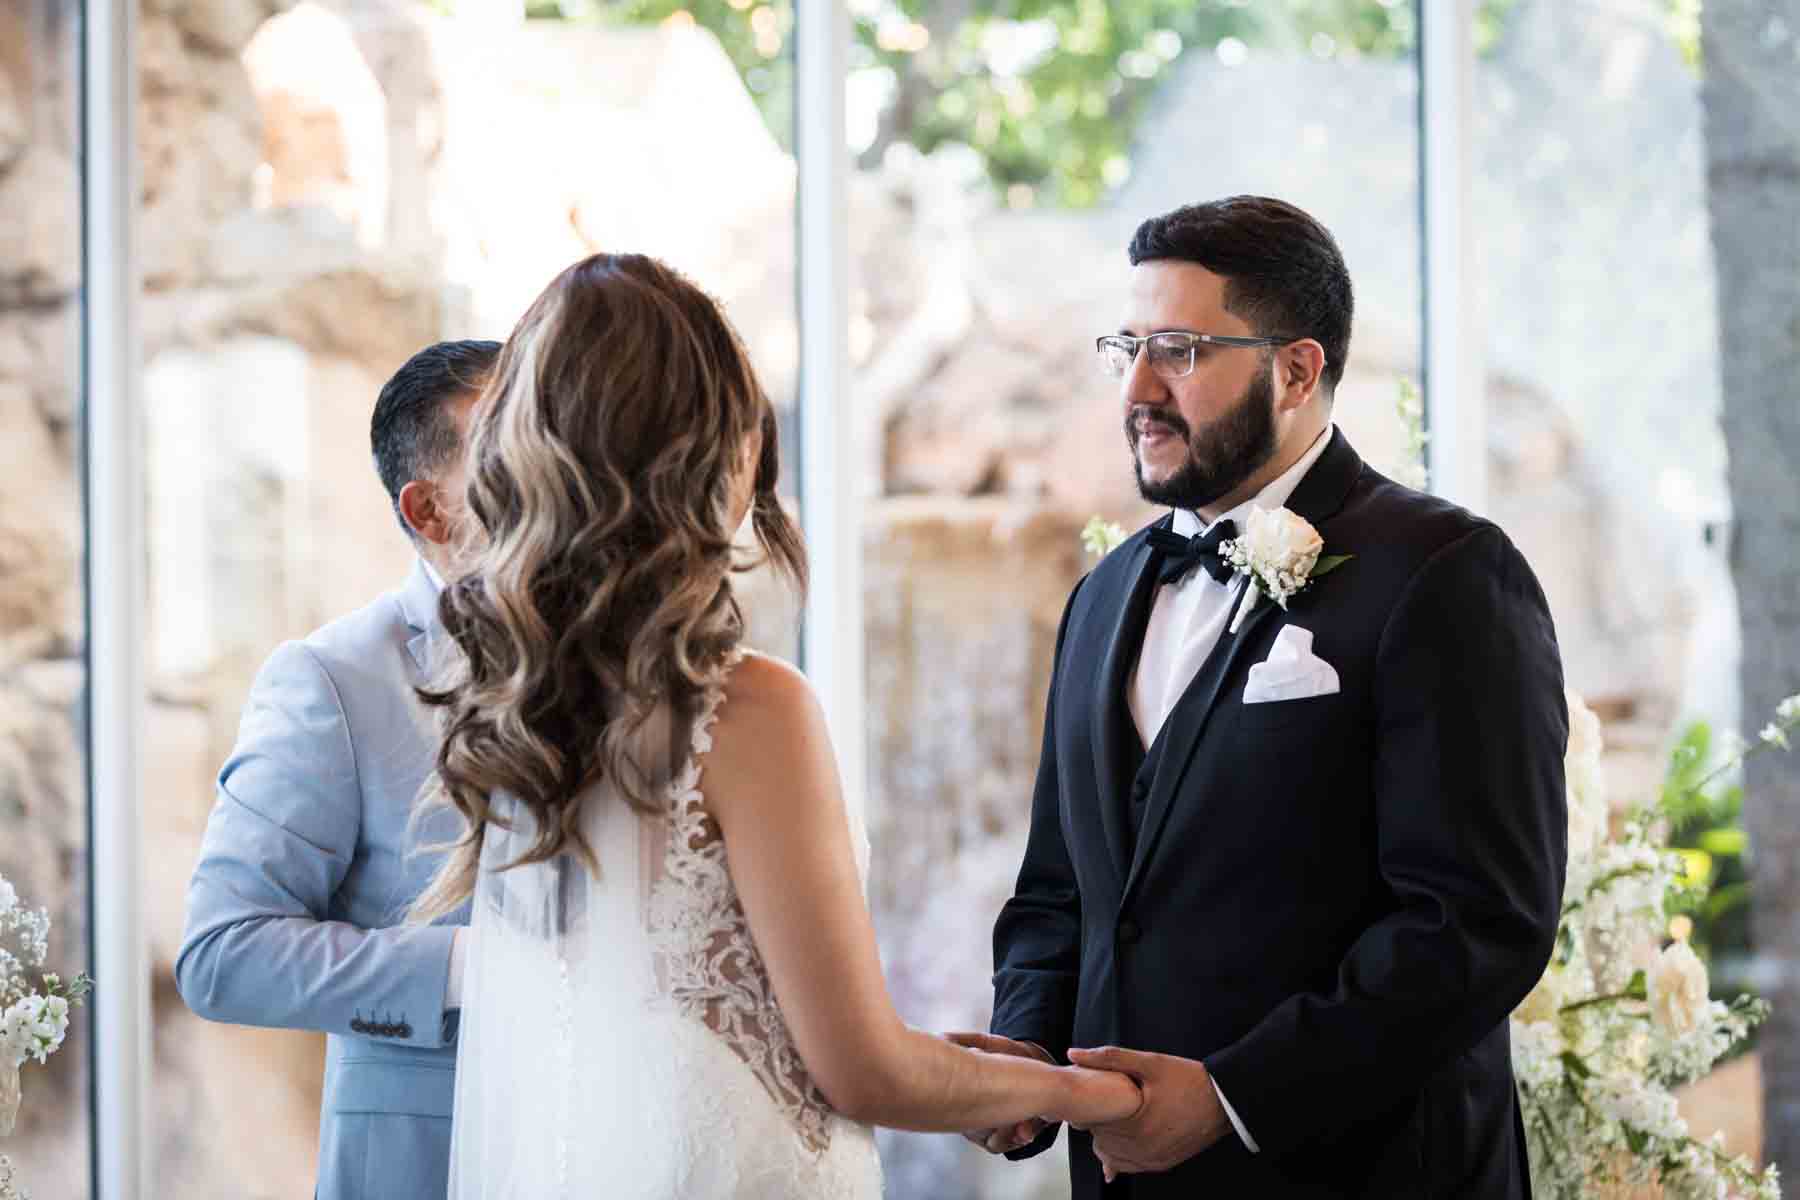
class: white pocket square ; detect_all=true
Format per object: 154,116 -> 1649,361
1243,625 -> 1340,704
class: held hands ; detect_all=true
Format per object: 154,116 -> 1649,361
1065,1047 -> 1232,1183
948,1033 -> 1055,1154
947,1033 -> 1144,1156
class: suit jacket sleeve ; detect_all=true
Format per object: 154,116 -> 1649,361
174,640 -> 459,1048
1204,525 -> 1567,1153
989,579 -> 1086,1159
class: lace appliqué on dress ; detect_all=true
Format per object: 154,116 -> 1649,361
645,666 -> 839,1155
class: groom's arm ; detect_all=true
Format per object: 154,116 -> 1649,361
175,640 -> 459,1049
988,581 -> 1087,1158
1203,524 -> 1567,1154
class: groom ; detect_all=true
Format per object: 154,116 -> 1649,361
176,339 -> 499,1199
968,197 -> 1568,1197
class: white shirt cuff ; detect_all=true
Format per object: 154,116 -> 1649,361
445,926 -> 469,1010
1211,1076 -> 1259,1153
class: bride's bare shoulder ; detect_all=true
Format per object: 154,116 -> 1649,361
706,651 -> 828,777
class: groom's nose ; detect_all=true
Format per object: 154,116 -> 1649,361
1121,346 -> 1172,415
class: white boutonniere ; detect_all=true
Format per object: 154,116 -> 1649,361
1217,507 -> 1352,633
1080,515 -> 1129,558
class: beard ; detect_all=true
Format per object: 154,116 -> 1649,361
1128,364 -> 1278,510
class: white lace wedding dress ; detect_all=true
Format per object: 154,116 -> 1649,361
447,657 -> 885,1198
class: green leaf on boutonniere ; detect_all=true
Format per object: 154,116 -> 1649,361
1312,554 -> 1354,578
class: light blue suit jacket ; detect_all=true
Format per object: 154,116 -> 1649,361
176,562 -> 469,1200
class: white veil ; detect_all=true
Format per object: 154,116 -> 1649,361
446,788 -> 678,1199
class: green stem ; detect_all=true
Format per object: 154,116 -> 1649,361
1628,1120 -> 1768,1181
1562,864 -> 1658,915
1665,712 -> 1800,812
1559,990 -> 1644,1016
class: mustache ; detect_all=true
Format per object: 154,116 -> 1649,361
1126,407 -> 1191,441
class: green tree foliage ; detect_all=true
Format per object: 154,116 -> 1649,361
1662,721 -> 1755,994
543,0 -> 1520,207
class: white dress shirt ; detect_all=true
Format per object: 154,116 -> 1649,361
1125,424 -> 1334,1154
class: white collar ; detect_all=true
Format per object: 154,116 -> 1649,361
1170,424 -> 1334,539
421,557 -> 447,594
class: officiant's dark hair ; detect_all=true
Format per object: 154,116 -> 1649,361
370,339 -> 502,535
1129,196 -> 1353,395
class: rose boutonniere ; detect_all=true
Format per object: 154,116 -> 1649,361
1218,507 -> 1351,633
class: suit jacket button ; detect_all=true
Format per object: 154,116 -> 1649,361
1118,919 -> 1141,944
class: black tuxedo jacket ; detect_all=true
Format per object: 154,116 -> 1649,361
991,430 -> 1568,1199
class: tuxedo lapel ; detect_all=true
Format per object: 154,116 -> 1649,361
1089,518 -> 1170,887
1281,426 -> 1363,529
1118,430 -> 1365,906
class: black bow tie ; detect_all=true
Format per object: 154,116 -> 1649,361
1146,520 -> 1238,588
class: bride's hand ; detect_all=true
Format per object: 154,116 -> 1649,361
1057,1064 -> 1144,1130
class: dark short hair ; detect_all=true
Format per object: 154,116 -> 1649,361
1128,196 -> 1354,394
369,339 -> 501,533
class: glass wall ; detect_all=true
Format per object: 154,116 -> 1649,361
1473,0 -> 1731,742
0,0 -> 90,1193
50,0 -> 1791,1192
138,3 -> 798,1193
1470,0 -> 1770,1166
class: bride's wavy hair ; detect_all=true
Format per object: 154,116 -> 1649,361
411,253 -> 805,921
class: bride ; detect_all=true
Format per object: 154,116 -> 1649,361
410,253 -> 1140,1197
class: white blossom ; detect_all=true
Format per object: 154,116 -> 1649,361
0,1152 -> 27,1200
1564,691 -> 1609,858
1760,723 -> 1790,751
1216,507 -> 1344,632
1777,694 -> 1800,723
1590,1072 -> 1688,1140
1510,692 -> 1783,1200
1650,940 -> 1711,1037
1239,506 -> 1323,585
1510,1020 -> 1565,1090
0,878 -> 87,1200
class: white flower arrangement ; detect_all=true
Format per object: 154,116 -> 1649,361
1511,691 -> 1799,1200
0,872 -> 92,1200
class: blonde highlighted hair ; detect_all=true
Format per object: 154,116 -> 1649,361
411,253 -> 805,920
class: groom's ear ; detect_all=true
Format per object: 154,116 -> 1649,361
1276,339 -> 1327,410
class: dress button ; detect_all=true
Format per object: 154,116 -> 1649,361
1118,919 -> 1141,944
396,1022 -> 413,1039
350,1018 -> 366,1034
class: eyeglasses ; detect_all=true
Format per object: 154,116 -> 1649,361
1095,331 -> 1300,380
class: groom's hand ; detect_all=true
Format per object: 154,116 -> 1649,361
946,1032 -> 1056,1154
1066,1046 -> 1230,1181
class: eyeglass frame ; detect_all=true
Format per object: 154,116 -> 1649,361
1094,330 -> 1305,380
